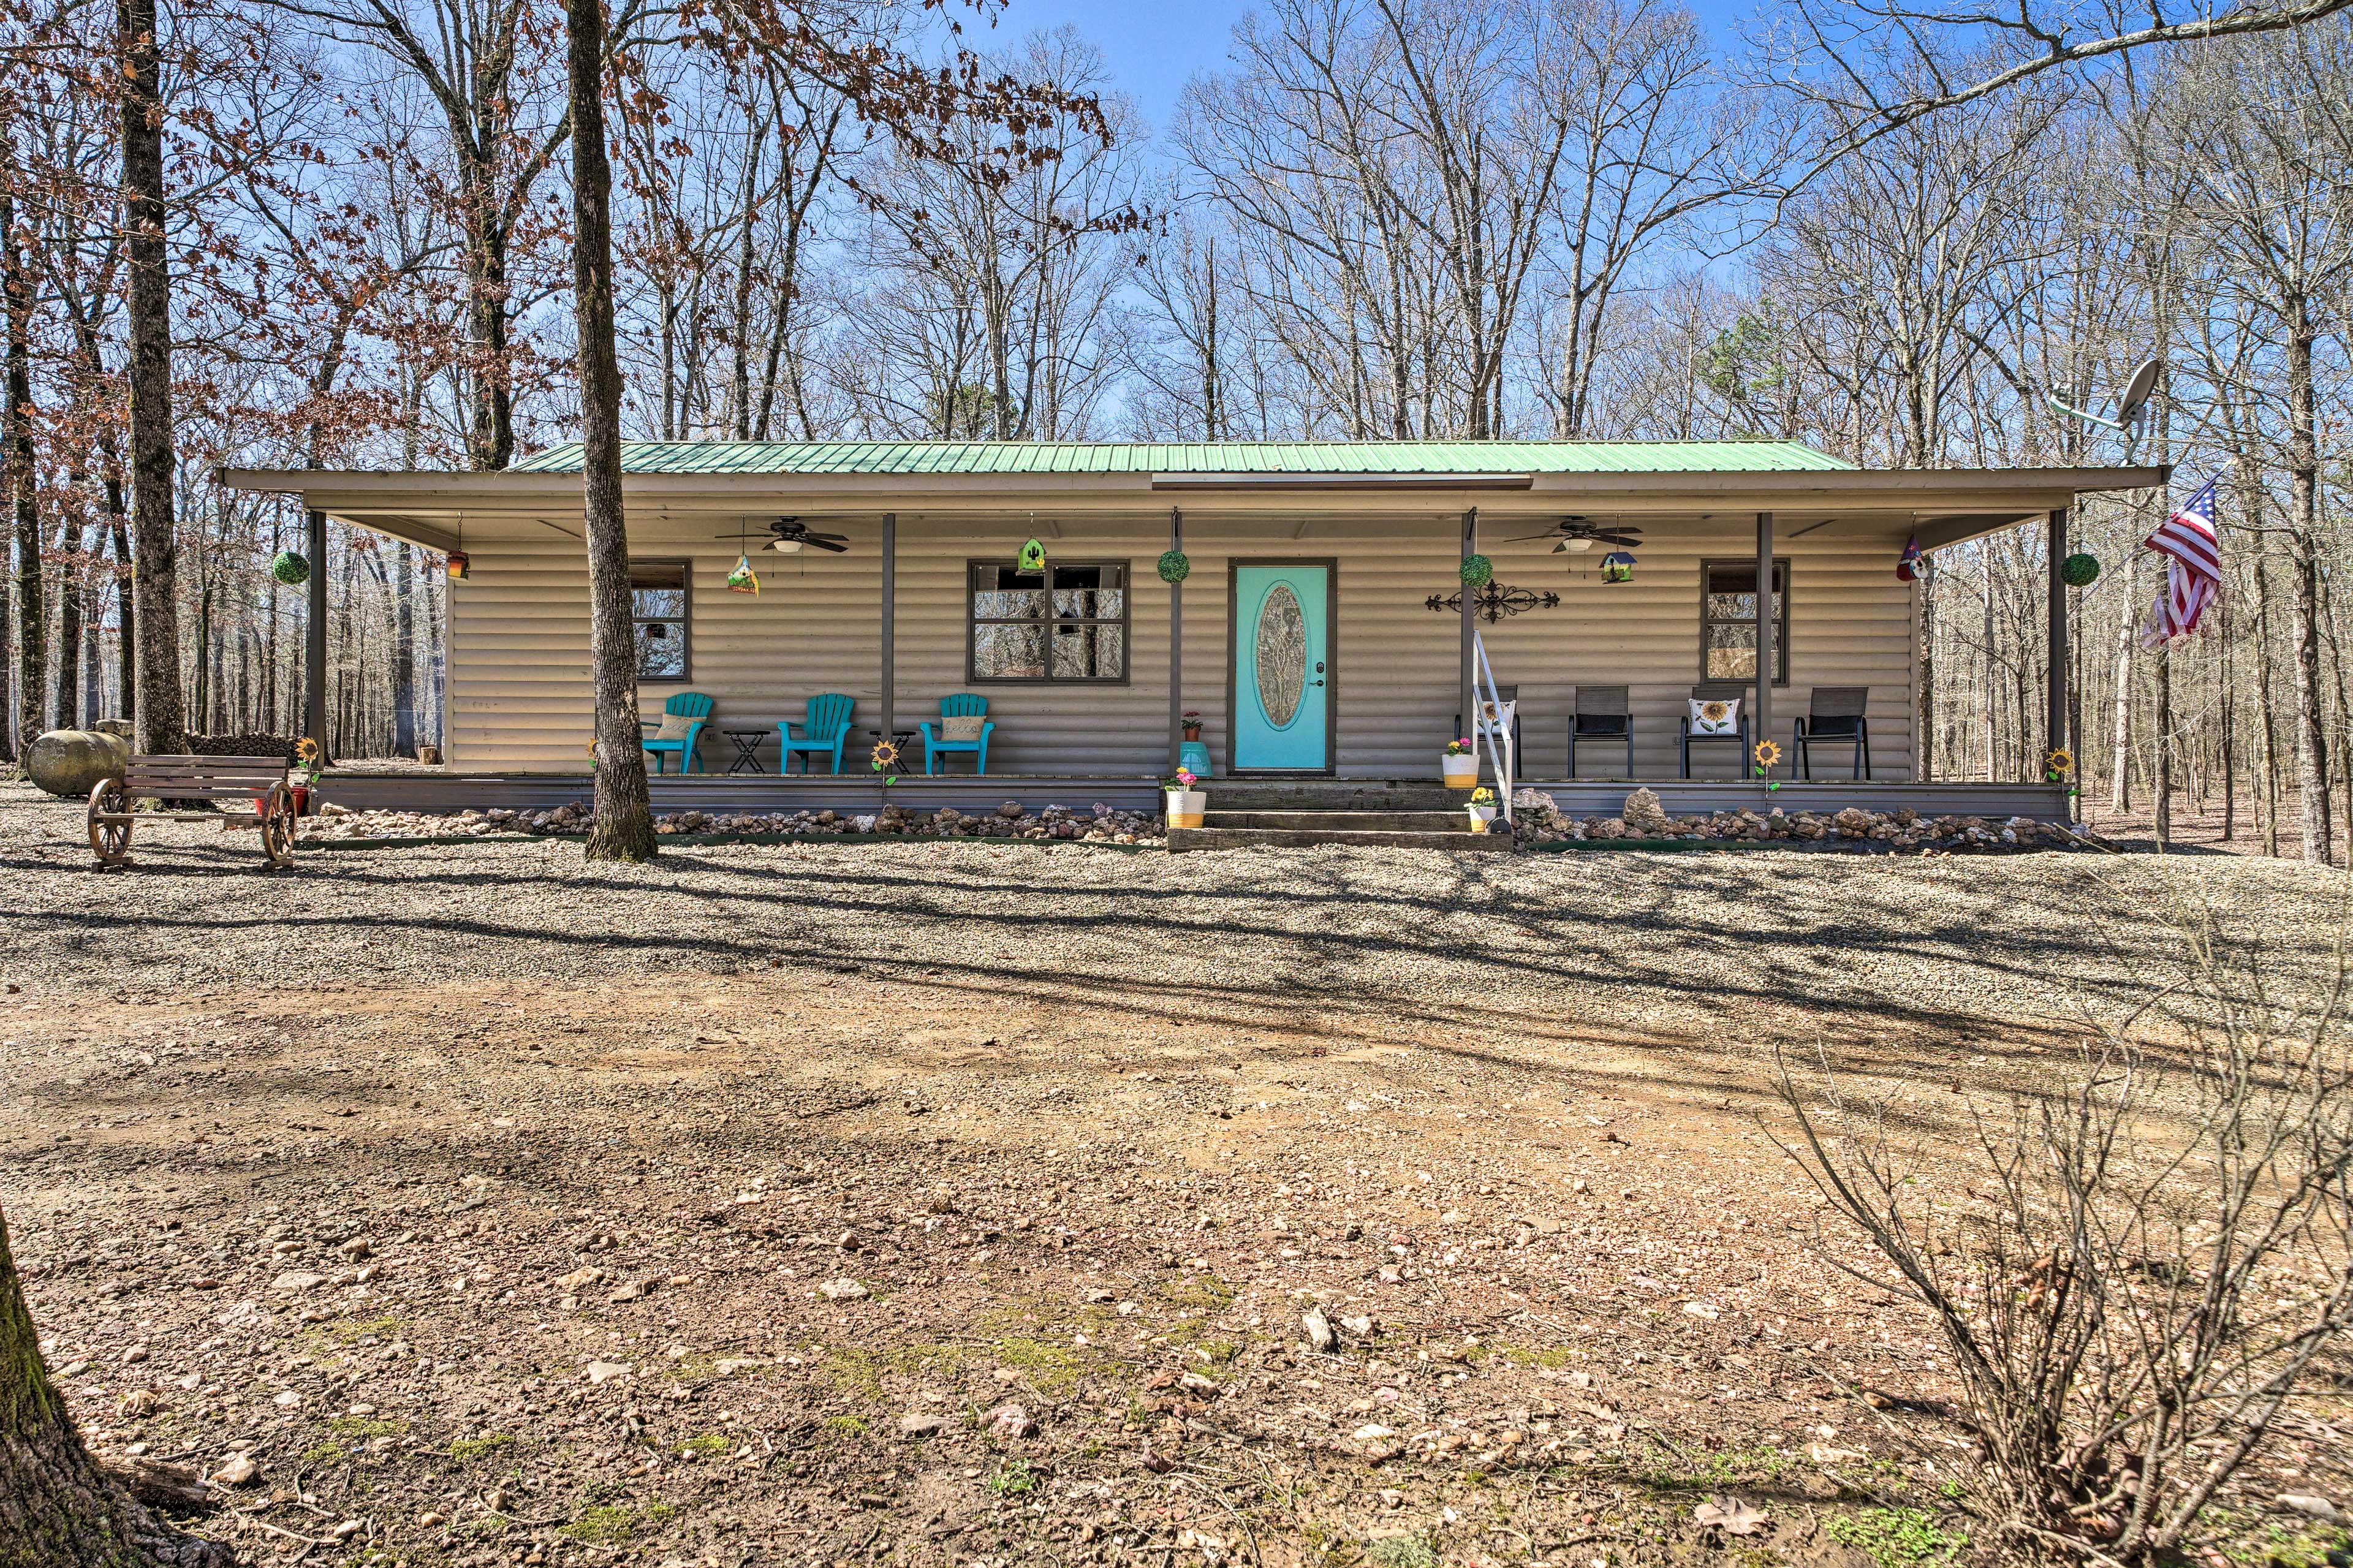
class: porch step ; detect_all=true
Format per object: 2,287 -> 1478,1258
1169,825 -> 1509,853
1202,809 -> 1471,832
1203,784 -> 1472,812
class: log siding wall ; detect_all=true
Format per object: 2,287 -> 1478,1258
441,510 -> 1921,778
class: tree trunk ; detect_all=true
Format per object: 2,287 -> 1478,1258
55,523 -> 82,732
4,190 -> 42,756
567,0 -> 653,862
1,1204 -> 230,1566
118,0 -> 186,756
2292,531 -> 2332,863
108,517 -> 134,723
392,543 -> 415,756
2110,553 -> 2134,812
2153,645 -> 2171,846
2255,551 -> 2280,856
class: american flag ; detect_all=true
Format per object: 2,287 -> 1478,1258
2140,477 -> 2222,647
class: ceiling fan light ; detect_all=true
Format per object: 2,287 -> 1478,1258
770,538 -> 803,553
1561,536 -> 1594,552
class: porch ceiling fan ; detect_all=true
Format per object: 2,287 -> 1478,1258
1501,517 -> 1645,554
713,517 -> 852,554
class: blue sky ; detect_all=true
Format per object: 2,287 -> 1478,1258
995,0 -> 1260,129
995,0 -> 1759,134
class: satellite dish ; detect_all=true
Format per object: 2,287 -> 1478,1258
2045,356 -> 2164,460
2112,357 -> 2161,424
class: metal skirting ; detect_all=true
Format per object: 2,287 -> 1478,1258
313,771 -> 2069,823
314,771 -> 1162,815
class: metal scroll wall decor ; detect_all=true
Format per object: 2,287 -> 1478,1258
1425,581 -> 1563,623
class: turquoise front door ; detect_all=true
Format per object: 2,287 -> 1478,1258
1232,564 -> 1331,771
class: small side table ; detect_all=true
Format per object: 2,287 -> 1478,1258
721,728 -> 770,775
862,728 -> 920,765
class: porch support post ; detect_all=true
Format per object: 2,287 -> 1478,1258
1460,509 -> 1477,759
306,507 -> 328,762
2047,505 -> 2067,763
1167,507 -> 1183,773
1754,511 -> 1774,779
880,512 -> 896,749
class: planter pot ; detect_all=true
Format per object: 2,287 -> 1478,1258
1466,803 -> 1498,834
1180,725 -> 1202,743
1165,789 -> 1207,830
290,784 -> 312,817
1441,754 -> 1479,789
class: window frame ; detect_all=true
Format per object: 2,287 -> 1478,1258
1698,558 -> 1790,687
964,558 -> 1132,686
629,559 -> 692,683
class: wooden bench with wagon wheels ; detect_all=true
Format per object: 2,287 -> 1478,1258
87,754 -> 302,869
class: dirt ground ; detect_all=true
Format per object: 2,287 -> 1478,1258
3,782 -> 2349,1568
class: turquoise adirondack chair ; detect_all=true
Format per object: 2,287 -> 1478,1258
640,691 -> 714,775
918,694 -> 996,775
778,692 -> 855,775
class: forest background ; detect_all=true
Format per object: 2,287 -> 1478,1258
1,0 -> 2347,854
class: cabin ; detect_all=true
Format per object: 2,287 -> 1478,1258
226,440 -> 2161,824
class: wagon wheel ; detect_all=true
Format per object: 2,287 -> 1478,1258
260,782 -> 298,869
87,778 -> 132,866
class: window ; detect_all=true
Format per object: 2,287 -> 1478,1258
968,561 -> 1127,683
1701,559 -> 1789,685
631,561 -> 689,680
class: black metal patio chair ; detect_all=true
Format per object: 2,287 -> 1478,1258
1678,681 -> 1752,779
1567,686 -> 1633,778
1794,686 -> 1872,779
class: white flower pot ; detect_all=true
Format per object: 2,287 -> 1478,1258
1466,804 -> 1498,833
1441,754 -> 1479,789
1165,789 -> 1207,830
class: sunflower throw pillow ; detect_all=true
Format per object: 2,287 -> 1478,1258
1688,697 -> 1741,736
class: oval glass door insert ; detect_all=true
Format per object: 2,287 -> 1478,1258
1255,584 -> 1307,727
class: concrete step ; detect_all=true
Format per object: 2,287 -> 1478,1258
1203,810 -> 1472,832
1169,825 -> 1509,853
1205,785 -> 1474,812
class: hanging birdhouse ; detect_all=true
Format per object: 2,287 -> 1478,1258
1018,537 -> 1048,572
727,555 -> 760,595
444,551 -> 471,580
271,550 -> 310,586
1601,551 -> 1637,583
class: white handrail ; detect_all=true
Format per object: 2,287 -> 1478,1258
1472,631 -> 1513,826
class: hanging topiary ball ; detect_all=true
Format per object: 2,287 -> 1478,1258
1459,553 -> 1494,588
271,550 -> 311,586
2061,553 -> 2101,588
1157,549 -> 1191,585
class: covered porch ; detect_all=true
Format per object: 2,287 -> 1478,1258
225,441 -> 2160,828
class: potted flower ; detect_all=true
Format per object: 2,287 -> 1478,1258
1466,786 -> 1498,833
1441,737 -> 1479,789
1181,710 -> 1203,743
1163,768 -> 1207,829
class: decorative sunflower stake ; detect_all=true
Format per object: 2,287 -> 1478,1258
871,738 -> 901,789
1753,738 -> 1782,783
2044,748 -> 2078,795
294,736 -> 324,787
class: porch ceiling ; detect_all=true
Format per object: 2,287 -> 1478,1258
222,460 -> 2169,551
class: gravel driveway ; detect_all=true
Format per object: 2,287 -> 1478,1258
7,779 -> 2351,1566
4,781 -> 2343,1048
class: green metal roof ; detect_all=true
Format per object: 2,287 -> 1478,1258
510,439 -> 1854,477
